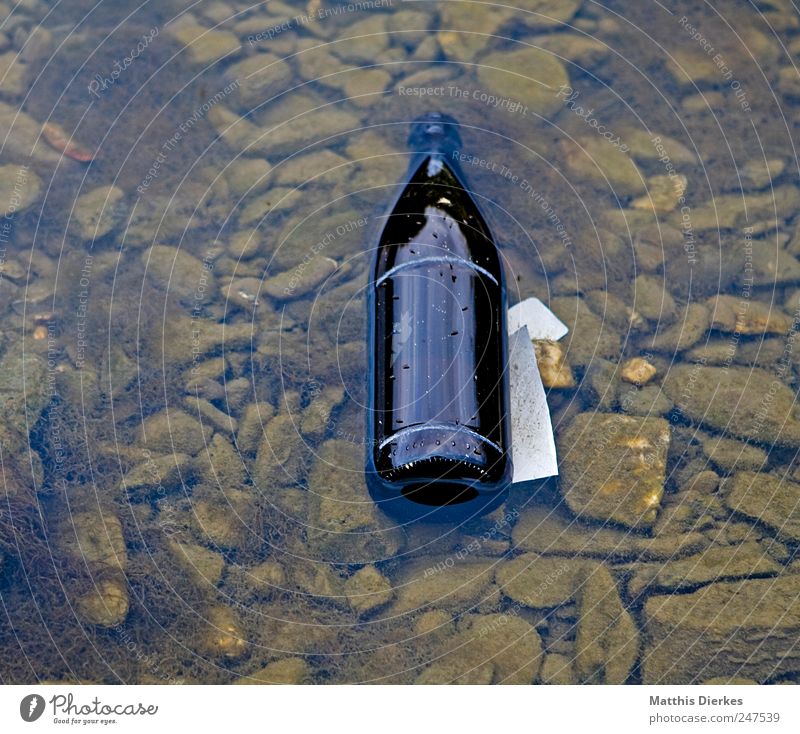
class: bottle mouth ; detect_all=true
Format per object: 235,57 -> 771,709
407,112 -> 462,154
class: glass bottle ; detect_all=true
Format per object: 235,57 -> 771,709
365,113 -> 512,519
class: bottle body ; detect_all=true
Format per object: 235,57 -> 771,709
365,114 -> 512,520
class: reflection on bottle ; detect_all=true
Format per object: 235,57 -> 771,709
366,113 -> 513,520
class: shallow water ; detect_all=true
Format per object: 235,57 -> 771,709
1,0 -> 799,684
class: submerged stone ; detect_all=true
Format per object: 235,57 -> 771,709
168,540 -> 225,587
620,357 -> 657,385
643,576 -> 800,683
0,102 -> 61,165
226,53 -> 292,107
437,4 -> 513,62
558,413 -> 670,529
415,614 -> 543,684
262,256 -> 339,300
619,385 -> 673,417
76,578 -> 129,628
58,510 -> 127,572
631,174 -> 687,213
198,605 -> 248,659
540,652 -> 576,684
137,409 -> 212,455
514,0 -> 582,29
495,554 -> 582,608
166,15 -> 241,66
629,541 -> 781,598
724,471 -> 800,542
73,185 -> 126,241
307,440 -> 403,563
533,340 -> 575,388
632,274 -> 677,323
0,345 -> 49,433
562,135 -> 646,196
236,658 -> 309,684
649,303 -> 710,352
143,245 -> 215,302
579,358 -> 619,410
343,565 -> 394,615
707,294 -> 792,335
550,297 -> 621,367
511,506 -> 708,562
389,558 -> 498,614
0,163 -> 41,217
663,366 -> 800,447
191,490 -> 252,548
478,47 -> 569,117
574,563 -> 639,684
701,435 -> 767,473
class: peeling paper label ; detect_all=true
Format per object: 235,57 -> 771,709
508,297 -> 569,341
506,298 -> 568,484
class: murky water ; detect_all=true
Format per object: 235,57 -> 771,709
1,0 -> 799,684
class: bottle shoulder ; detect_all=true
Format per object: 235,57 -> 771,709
374,156 -> 502,277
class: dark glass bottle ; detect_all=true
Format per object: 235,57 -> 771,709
365,113 -> 512,520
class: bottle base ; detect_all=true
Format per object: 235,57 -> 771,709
365,472 -> 509,522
